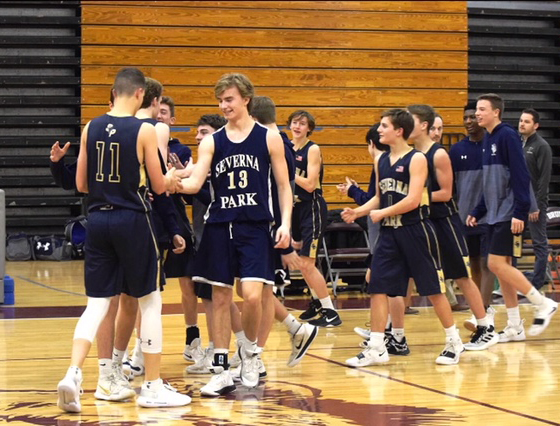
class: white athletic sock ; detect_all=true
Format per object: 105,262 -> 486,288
144,377 -> 163,392
444,324 -> 458,339
244,340 -> 258,355
525,287 -> 545,306
98,358 -> 112,378
319,296 -> 334,310
112,348 -> 126,364
208,341 -> 214,350
309,289 -> 318,299
506,307 -> 521,325
133,338 -> 142,357
235,331 -> 247,345
392,328 -> 405,342
283,313 -> 302,336
476,316 -> 490,328
369,332 -> 385,348
67,366 -> 81,378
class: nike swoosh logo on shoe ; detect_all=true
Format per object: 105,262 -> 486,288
379,351 -> 386,357
325,316 -> 338,323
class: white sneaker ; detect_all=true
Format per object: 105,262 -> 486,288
288,323 -> 318,367
137,380 -> 191,408
229,343 -> 242,368
464,325 -> 499,351
231,354 -> 267,382
186,347 -> 213,374
239,347 -> 260,388
183,337 -> 204,363
435,337 -> 464,365
463,314 -> 477,333
128,350 -> 145,376
464,306 -> 496,333
122,360 -> 134,381
353,326 -> 370,340
200,370 -> 236,397
345,344 -> 389,367
498,319 -> 526,343
57,368 -> 83,413
94,373 -> 136,402
528,298 -> 558,336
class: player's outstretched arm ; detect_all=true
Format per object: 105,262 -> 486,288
179,134 -> 214,194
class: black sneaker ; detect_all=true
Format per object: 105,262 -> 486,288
299,299 -> 321,321
385,335 -> 410,355
308,308 -> 342,327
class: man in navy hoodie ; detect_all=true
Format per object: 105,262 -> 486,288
467,93 -> 557,340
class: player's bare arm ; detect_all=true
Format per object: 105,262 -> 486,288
139,122 -> 169,195
432,148 -> 453,202
179,134 -> 215,194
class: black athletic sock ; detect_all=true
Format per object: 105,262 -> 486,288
186,325 -> 200,345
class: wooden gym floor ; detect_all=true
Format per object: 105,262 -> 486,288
1,260 -> 559,425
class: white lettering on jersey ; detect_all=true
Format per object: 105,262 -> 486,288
220,193 -> 258,209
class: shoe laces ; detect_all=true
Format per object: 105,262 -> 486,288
469,326 -> 486,343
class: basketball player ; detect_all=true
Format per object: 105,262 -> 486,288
289,110 -> 342,327
157,96 -> 204,364
467,93 -> 558,340
342,108 -> 464,366
178,73 -> 293,396
449,102 -> 496,330
408,104 -> 498,351
56,67 -> 189,412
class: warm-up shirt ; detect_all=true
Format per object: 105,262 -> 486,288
470,122 -> 531,224
449,135 -> 487,225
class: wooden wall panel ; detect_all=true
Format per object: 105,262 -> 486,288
81,0 -> 468,207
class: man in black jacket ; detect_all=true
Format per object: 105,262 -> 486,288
519,108 -> 552,290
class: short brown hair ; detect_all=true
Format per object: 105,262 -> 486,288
140,77 -> 163,109
288,110 -> 316,136
407,104 -> 436,134
381,109 -> 415,140
160,96 -> 175,118
214,73 -> 255,112
477,93 -> 504,119
250,96 -> 276,125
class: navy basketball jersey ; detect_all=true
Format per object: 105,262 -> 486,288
294,140 -> 324,202
377,149 -> 430,226
205,122 -> 274,223
86,114 -> 150,213
425,143 -> 458,219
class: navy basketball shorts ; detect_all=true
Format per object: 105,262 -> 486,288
193,221 -> 275,287
194,282 -> 212,300
487,221 -> 523,258
292,196 -> 327,258
164,239 -> 195,279
85,209 -> 159,298
430,214 -> 471,280
273,249 -> 291,286
368,221 -> 446,297
463,223 -> 489,258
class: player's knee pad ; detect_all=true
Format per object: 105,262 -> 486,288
73,297 -> 112,342
138,290 -> 163,353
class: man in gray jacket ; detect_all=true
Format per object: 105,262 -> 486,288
519,108 -> 552,290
